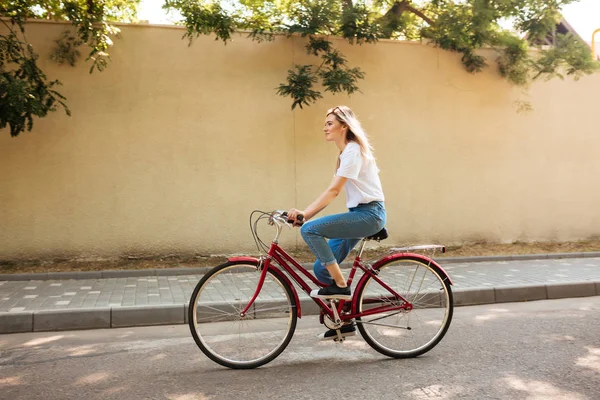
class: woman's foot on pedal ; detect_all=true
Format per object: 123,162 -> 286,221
310,282 -> 351,300
318,323 -> 357,341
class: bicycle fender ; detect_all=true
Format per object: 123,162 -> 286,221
228,256 -> 259,263
367,253 -> 454,286
226,256 -> 303,318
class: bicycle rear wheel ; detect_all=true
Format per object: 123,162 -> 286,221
189,260 -> 297,369
355,256 -> 453,358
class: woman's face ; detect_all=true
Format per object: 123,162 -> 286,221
323,114 -> 347,143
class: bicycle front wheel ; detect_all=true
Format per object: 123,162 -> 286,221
189,260 -> 297,369
355,256 -> 453,358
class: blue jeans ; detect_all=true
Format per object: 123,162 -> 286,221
300,201 -> 386,284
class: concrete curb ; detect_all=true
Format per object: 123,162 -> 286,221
34,308 -> 112,332
111,304 -> 185,328
0,267 -> 213,281
1,281 -> 598,334
2,252 -> 600,281
441,252 -> 600,264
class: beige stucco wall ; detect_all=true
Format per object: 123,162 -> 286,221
1,21 -> 600,260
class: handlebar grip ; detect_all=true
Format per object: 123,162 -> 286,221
292,214 -> 304,226
282,212 -> 304,226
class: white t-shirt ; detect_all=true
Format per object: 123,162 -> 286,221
335,142 -> 385,208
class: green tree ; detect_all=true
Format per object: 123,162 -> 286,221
165,0 -> 598,109
1,0 -> 139,137
2,1 -> 599,137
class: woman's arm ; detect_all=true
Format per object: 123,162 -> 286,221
288,176 -> 347,223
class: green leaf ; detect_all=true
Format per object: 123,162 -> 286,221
319,66 -> 365,94
0,27 -> 70,137
276,65 -> 323,109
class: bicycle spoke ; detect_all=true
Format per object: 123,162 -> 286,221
357,320 -> 411,330
252,304 -> 295,314
361,310 -> 407,324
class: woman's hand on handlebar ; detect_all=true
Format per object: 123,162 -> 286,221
286,208 -> 305,227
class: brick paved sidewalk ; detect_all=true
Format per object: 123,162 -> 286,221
1,256 -> 600,334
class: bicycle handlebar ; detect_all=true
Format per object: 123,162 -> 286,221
281,211 -> 304,226
268,210 -> 304,227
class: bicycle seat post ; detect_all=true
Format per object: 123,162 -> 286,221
356,238 -> 368,260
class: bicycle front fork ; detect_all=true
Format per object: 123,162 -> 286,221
239,258 -> 271,317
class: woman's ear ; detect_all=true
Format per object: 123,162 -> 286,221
342,124 -> 349,136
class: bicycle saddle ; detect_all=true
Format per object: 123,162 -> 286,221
366,227 -> 388,241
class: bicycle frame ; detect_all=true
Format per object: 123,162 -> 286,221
239,239 -> 413,323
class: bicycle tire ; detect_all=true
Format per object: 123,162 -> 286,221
355,256 -> 453,358
188,260 -> 298,369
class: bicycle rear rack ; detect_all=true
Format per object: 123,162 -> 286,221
389,244 -> 446,253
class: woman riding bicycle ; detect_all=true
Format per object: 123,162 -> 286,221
190,110 -> 451,365
287,105 -> 386,338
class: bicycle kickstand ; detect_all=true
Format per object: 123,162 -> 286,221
329,300 -> 345,343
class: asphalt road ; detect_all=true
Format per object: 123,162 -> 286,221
1,297 -> 599,400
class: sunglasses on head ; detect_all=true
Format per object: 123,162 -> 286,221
328,106 -> 343,115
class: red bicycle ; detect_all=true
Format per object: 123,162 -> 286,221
189,210 -> 454,369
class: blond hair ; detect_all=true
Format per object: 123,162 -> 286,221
327,105 -> 376,163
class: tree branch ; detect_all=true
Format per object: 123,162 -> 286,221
385,0 -> 435,26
